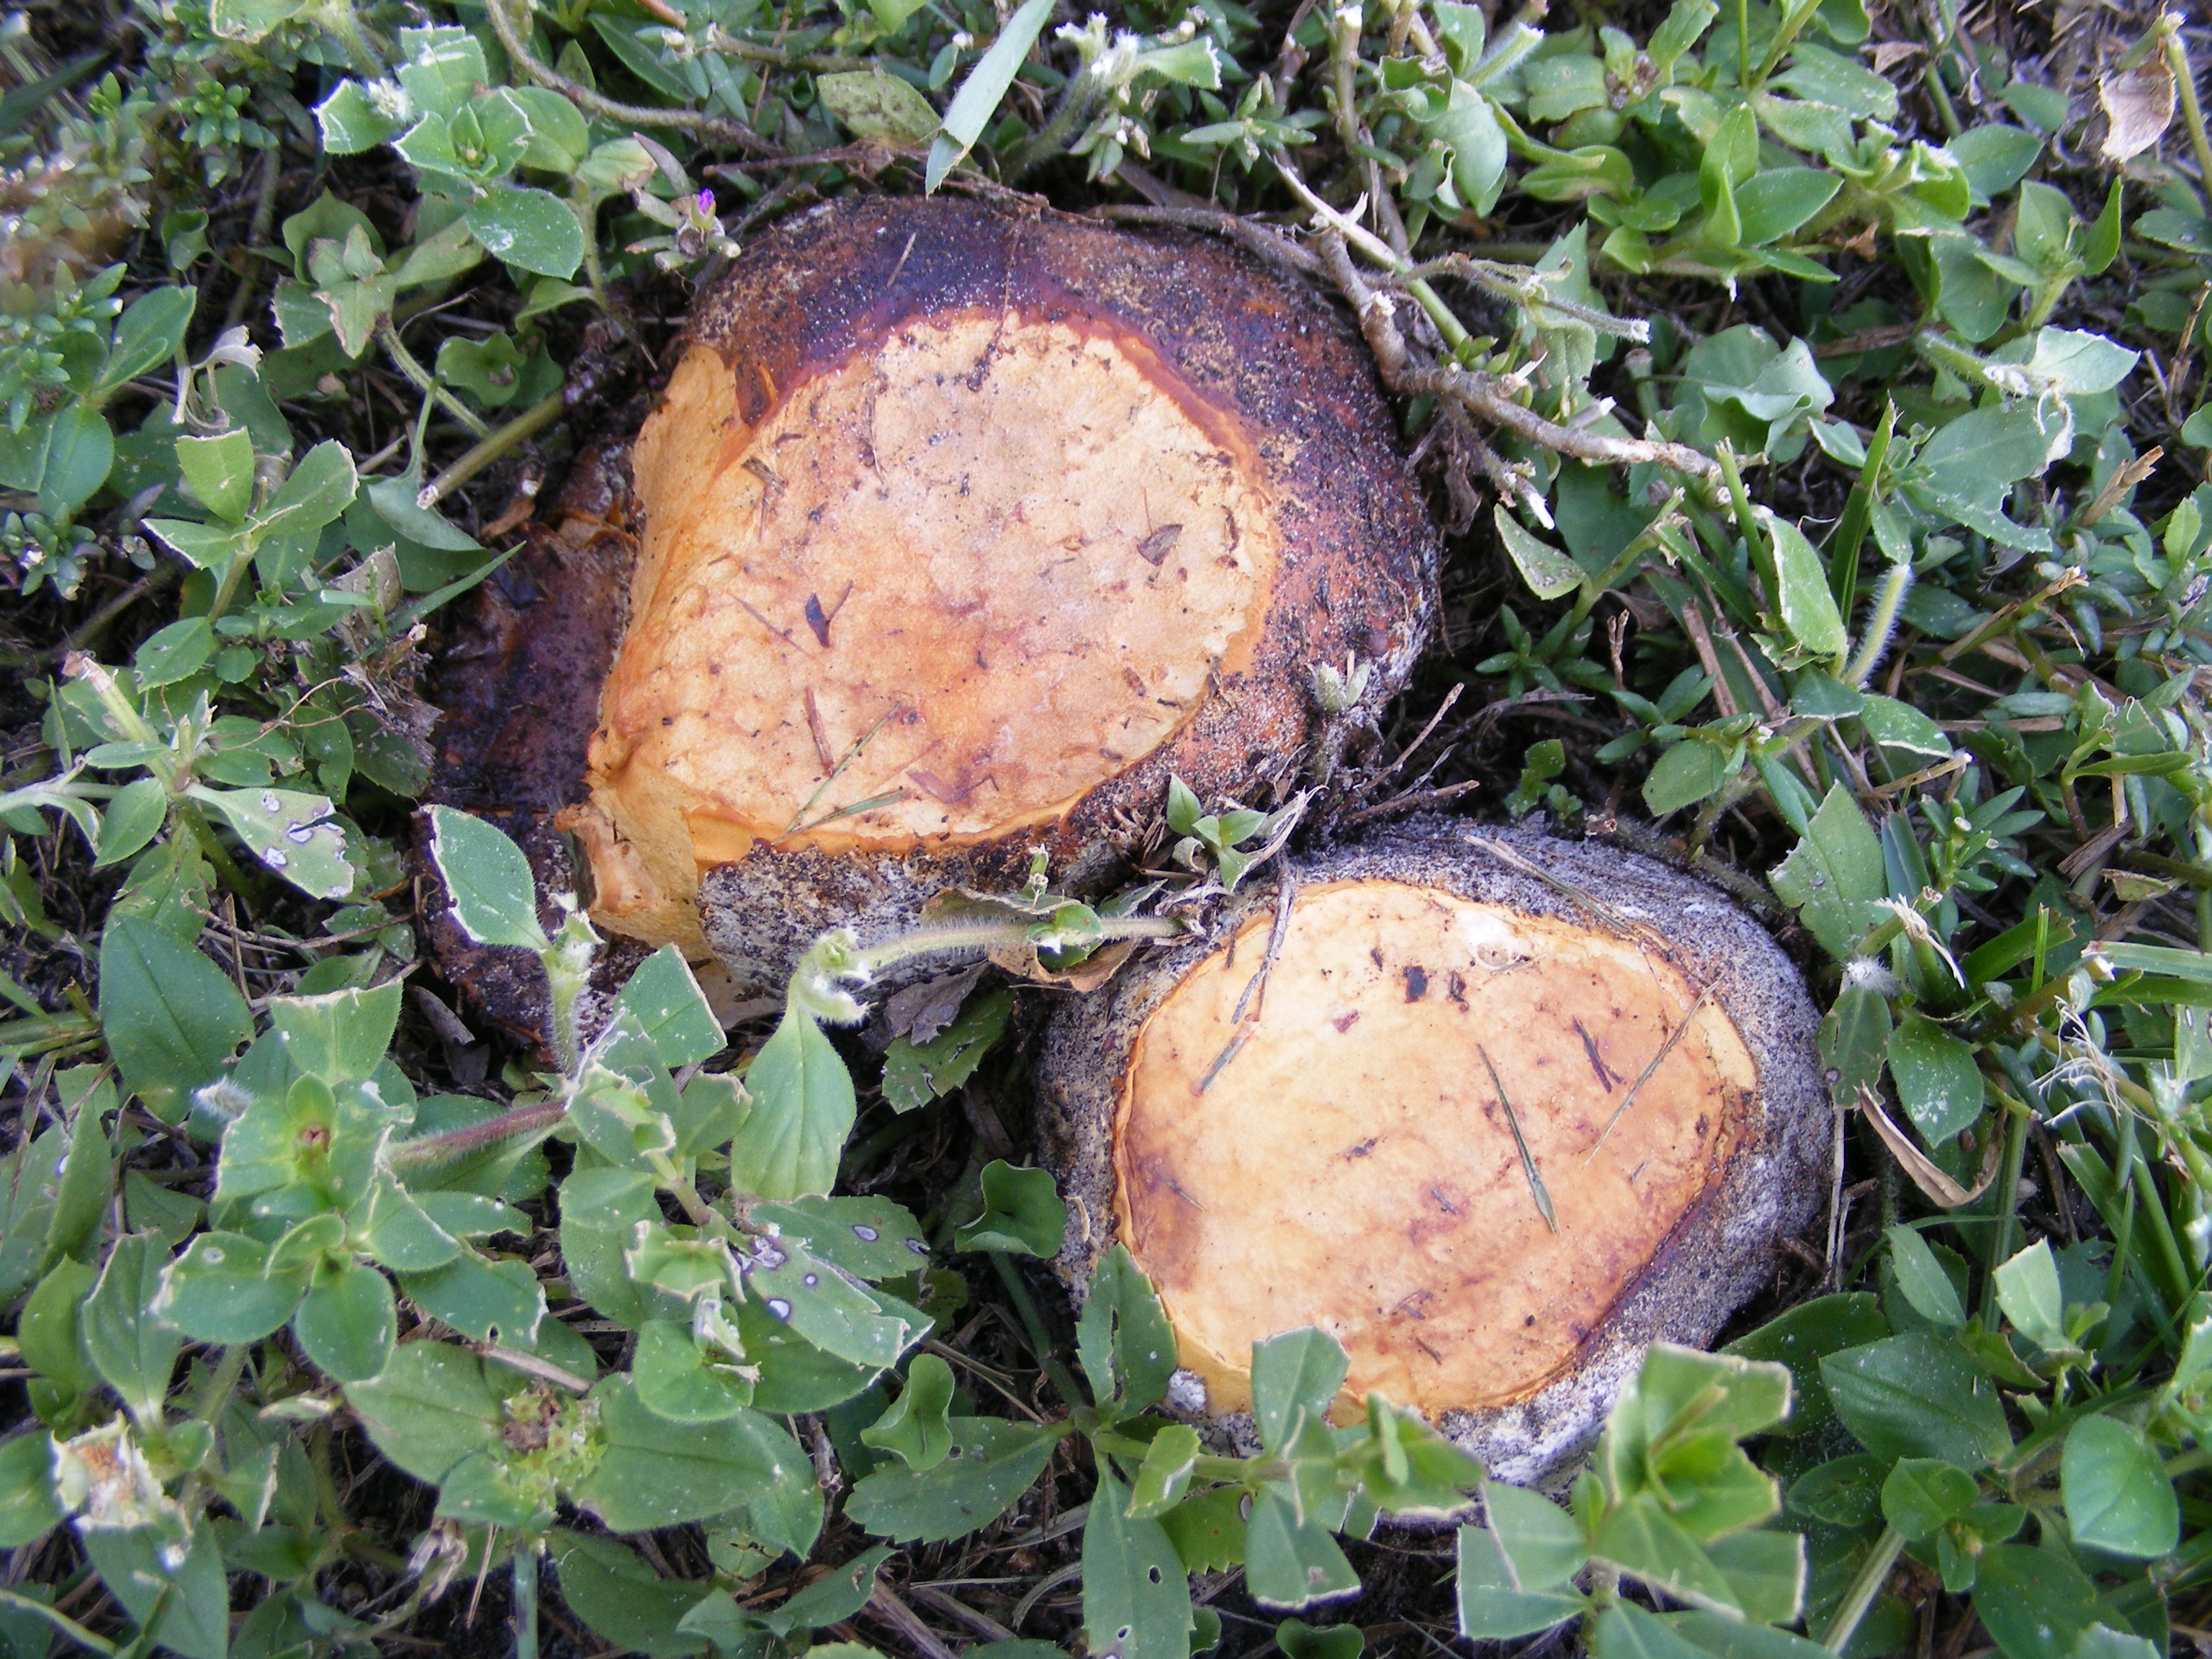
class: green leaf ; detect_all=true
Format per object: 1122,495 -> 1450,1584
1485,1482 -> 1588,1590
343,1341 -> 503,1485
295,1261 -> 397,1382
574,1378 -> 806,1531
145,515 -> 246,571
132,616 -> 217,690
776,1545 -> 895,1631
258,437 -> 357,540
1887,1015 -> 1983,1143
102,289 -> 197,397
1591,1493 -> 1737,1611
1990,1244 -> 2066,1359
0,1431 -> 60,1547
1950,124 -> 2043,195
1082,1469 -> 1194,1659
427,804 -> 547,949
99,915 -> 252,1121
497,85 -> 590,171
400,1250 -> 546,1346
882,989 -> 1014,1112
632,1319 -> 753,1422
1858,694 -> 1951,763
745,1199 -> 925,1285
956,1159 -> 1068,1256
156,1231 -> 307,1342
1734,168 -> 1841,245
1077,1243 -> 1177,1416
861,1353 -> 956,1469
1589,1602 -> 1710,1659
1244,1485 -> 1359,1611
1973,1545 -> 2106,1659
1127,1423 -> 1202,1519
315,78 -> 402,153
616,945 -> 726,1069
1642,739 -> 1731,815
19,1259 -> 98,1393
569,1053 -> 678,1173
466,186 -> 586,279
1706,1530 -> 1805,1624
395,24 -> 489,117
845,1417 -> 1059,1542
176,426 -> 254,522
270,981 -> 403,1084
1773,41 -> 1897,119
35,400 -> 112,516
818,67 -> 941,144
1764,513 -> 1847,662
1251,1326 -> 1350,1451
1279,1619 -> 1364,1659
92,776 -> 167,869
732,1008 -> 855,1200
750,1239 -> 924,1370
81,1519 -> 229,1659
84,1233 -> 183,1424
1161,1486 -> 1248,1573
1886,1227 -> 1966,1328
1457,1520 -> 1588,1640
1769,784 -> 1885,958
1496,504 -> 1583,601
549,1532 -> 710,1659
925,0 -> 1056,190
190,783 -> 356,901
1881,1457 -> 1978,1539
2024,328 -> 2138,395
1723,1293 -> 1889,1437
1822,1335 -> 2012,1467
2061,1416 -> 2177,1557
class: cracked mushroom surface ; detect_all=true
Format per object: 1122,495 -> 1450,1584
1038,819 -> 1830,1485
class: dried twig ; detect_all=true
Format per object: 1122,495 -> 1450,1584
1478,1043 -> 1558,1233
1586,981 -> 1716,1160
1313,230 -> 1722,481
1088,204 -> 1324,275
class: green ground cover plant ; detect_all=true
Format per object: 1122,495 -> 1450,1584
6,0 -> 2212,1649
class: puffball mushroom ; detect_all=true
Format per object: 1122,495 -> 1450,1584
428,194 -> 1437,1009
1036,819 -> 1831,1485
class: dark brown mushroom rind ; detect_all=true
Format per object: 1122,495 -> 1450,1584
427,194 -> 1439,1019
1035,818 -> 1830,1488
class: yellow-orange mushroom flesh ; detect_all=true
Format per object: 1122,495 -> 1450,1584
1113,879 -> 1758,1420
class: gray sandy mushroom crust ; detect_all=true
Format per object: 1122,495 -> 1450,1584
1036,817 -> 1831,1487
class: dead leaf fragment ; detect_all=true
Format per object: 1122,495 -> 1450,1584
1856,1084 -> 2002,1208
2100,54 -> 2176,161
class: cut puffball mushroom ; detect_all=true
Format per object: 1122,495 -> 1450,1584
427,195 -> 1437,1016
1036,819 -> 1830,1486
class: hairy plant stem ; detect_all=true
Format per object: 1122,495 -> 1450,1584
192,1344 -> 251,1429
1977,1096 -> 2031,1323
417,388 -> 567,509
845,914 -> 1182,981
318,0 -> 385,77
388,1100 -> 567,1169
989,1251 -> 1089,1408
0,1589 -> 118,1658
1819,1525 -> 1904,1652
513,1540 -> 541,1659
1008,67 -> 1106,179
481,0 -> 777,155
2164,20 -> 2212,206
1843,559 -> 1914,688
1091,1428 -> 1263,1481
378,322 -> 490,439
